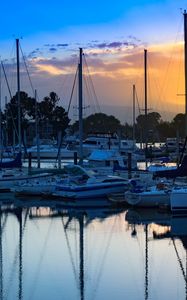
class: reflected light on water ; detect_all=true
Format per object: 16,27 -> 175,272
0,201 -> 186,300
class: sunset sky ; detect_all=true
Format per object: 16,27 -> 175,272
0,0 -> 187,123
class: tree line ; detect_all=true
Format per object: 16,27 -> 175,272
1,91 -> 185,145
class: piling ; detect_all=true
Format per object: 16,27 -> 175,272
28,152 -> 32,169
127,152 -> 132,179
74,152 -> 78,165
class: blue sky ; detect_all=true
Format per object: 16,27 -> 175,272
1,0 -> 187,123
1,0 -> 185,49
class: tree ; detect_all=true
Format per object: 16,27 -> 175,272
157,121 -> 174,140
4,91 -> 70,145
136,112 -> 161,142
70,113 -> 121,137
171,113 -> 185,138
38,92 -> 70,139
4,91 -> 36,144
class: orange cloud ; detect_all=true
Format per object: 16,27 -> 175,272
30,41 -> 185,120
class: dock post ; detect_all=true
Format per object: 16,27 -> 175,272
58,151 -> 61,169
128,152 -> 132,179
28,152 -> 32,169
74,152 -> 78,165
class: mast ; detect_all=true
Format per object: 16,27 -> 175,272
144,49 -> 148,155
5,96 -> 8,148
0,63 -> 2,161
184,10 -> 187,137
35,90 -> 40,168
133,84 -> 136,144
79,48 -> 83,164
16,39 -> 22,153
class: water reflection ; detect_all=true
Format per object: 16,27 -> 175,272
0,198 -> 186,299
0,198 -> 124,300
126,208 -> 187,300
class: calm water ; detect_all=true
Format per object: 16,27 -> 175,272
0,197 -> 186,300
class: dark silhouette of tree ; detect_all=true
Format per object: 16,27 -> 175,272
70,113 -> 121,137
171,113 -> 185,138
5,91 -> 36,144
136,112 -> 161,142
38,92 -> 70,139
4,91 -> 70,145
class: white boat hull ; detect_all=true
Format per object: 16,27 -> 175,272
53,181 -> 127,199
125,190 -> 170,207
0,172 -> 53,192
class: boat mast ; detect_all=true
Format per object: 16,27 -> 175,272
79,48 -> 83,164
16,39 -> 22,153
144,49 -> 148,155
0,63 -> 2,161
184,10 -> 187,137
35,90 -> 40,168
5,96 -> 8,148
133,84 -> 136,144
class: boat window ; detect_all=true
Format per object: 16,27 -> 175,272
64,165 -> 86,176
122,142 -> 128,146
83,141 -> 97,145
103,178 -> 125,183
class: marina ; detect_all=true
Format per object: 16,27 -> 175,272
1,1 -> 187,299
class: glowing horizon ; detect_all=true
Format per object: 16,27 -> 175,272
1,0 -> 187,123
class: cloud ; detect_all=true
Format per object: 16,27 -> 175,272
1,38 -> 184,121
49,47 -> 57,53
56,43 -> 69,47
28,48 -> 43,58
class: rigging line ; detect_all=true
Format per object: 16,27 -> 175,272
1,61 -> 19,139
68,66 -> 78,115
147,55 -> 167,116
61,217 -> 79,287
159,17 -> 183,99
83,74 -> 92,114
6,40 -> 17,96
91,216 -> 118,300
83,72 -> 95,115
172,238 -> 186,281
176,45 -> 183,95
135,88 -> 141,115
85,63 -> 101,113
83,55 -> 101,112
19,44 -> 38,100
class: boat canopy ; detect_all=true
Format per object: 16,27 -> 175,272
88,149 -> 120,161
